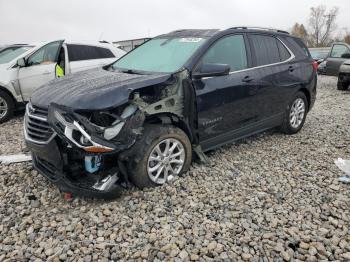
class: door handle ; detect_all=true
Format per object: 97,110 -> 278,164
43,70 -> 51,75
242,76 -> 254,83
288,65 -> 295,72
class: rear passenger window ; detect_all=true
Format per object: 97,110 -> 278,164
249,35 -> 280,66
67,45 -> 115,61
201,35 -> 247,71
283,37 -> 310,58
277,40 -> 291,61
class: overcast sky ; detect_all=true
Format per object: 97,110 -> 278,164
0,0 -> 349,45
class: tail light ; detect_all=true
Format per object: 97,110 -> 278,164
312,60 -> 318,71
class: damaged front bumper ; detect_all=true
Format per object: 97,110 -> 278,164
30,148 -> 123,199
24,69 -> 193,199
24,102 -> 144,199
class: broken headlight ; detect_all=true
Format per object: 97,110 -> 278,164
48,103 -> 138,153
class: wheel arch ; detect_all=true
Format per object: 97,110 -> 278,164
298,87 -> 311,111
0,85 -> 17,107
144,113 -> 194,143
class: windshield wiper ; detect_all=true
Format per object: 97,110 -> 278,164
120,69 -> 142,75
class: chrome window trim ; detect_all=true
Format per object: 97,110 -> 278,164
201,36 -> 295,80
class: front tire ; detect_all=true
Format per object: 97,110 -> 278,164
128,125 -> 192,188
0,90 -> 14,124
281,91 -> 308,134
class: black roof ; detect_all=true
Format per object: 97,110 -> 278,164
156,27 -> 290,40
155,29 -> 220,39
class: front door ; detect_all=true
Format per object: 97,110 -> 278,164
192,34 -> 259,146
326,44 -> 350,76
18,41 -> 63,101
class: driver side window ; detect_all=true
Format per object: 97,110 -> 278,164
201,35 -> 248,72
27,41 -> 61,66
331,44 -> 350,58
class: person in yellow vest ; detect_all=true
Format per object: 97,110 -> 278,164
56,49 -> 65,78
56,63 -> 64,78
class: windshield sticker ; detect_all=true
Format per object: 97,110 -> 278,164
179,38 -> 203,43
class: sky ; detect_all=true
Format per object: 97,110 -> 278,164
0,0 -> 349,45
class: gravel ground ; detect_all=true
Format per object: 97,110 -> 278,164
1,76 -> 350,261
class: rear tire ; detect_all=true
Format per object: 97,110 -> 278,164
280,91 -> 308,134
128,125 -> 192,189
337,79 -> 349,90
0,90 -> 14,124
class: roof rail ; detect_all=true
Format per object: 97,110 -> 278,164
229,26 -> 290,35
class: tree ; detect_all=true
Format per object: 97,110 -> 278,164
308,5 -> 339,47
345,35 -> 350,44
344,28 -> 350,44
291,23 -> 308,44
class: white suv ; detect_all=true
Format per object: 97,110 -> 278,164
0,40 -> 125,123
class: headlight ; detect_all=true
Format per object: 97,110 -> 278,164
48,103 -> 138,153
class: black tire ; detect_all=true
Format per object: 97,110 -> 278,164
128,125 -> 192,189
337,79 -> 349,90
280,91 -> 308,134
0,90 -> 15,124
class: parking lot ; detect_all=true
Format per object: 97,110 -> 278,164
0,75 -> 350,261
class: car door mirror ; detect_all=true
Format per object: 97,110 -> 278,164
341,53 -> 350,59
193,63 -> 230,79
16,57 -> 26,67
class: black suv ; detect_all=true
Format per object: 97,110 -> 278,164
25,27 -> 317,198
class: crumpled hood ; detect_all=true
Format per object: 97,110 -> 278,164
30,68 -> 172,110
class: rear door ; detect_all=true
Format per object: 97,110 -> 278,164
326,44 -> 350,76
18,40 -> 63,101
193,34 -> 259,145
67,44 -> 116,73
247,34 -> 294,121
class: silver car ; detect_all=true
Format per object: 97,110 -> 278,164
323,42 -> 350,76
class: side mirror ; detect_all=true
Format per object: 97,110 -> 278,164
341,53 -> 350,59
16,57 -> 26,67
193,63 -> 230,79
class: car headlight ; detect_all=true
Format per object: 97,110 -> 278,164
48,103 -> 138,153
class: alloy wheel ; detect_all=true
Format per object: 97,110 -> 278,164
0,97 -> 8,120
147,138 -> 185,184
289,98 -> 305,129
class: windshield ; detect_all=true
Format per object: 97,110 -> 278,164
0,46 -> 33,64
112,37 -> 206,73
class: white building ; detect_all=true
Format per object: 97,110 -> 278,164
113,38 -> 150,52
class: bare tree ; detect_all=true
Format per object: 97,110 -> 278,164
291,23 -> 308,45
345,35 -> 350,45
308,5 -> 339,47
344,28 -> 350,44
